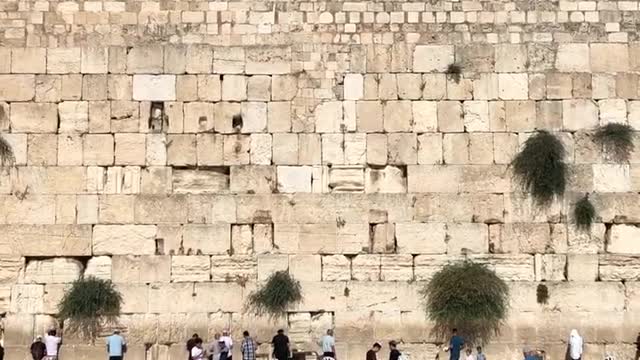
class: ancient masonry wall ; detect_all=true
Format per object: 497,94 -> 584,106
1,0 -> 640,359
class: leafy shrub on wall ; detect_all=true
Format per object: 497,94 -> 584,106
0,135 -> 14,167
58,277 -> 122,342
512,130 -> 567,206
247,271 -> 302,319
421,261 -> 509,344
573,194 -> 596,231
594,123 -> 635,163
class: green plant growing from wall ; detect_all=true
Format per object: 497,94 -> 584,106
536,283 -> 549,304
58,277 -> 122,342
594,123 -> 635,163
421,261 -> 509,344
446,63 -> 463,84
0,135 -> 15,167
511,130 -> 567,206
247,270 -> 302,318
573,194 -> 596,231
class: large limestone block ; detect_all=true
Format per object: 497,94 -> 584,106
0,195 -> 56,224
365,166 -> 407,193
346,282 -> 420,312
593,164 -> 631,192
93,225 -> 157,255
566,254 -> 598,281
116,283 -> 149,314
112,255 -> 171,283
494,223 -> 552,253
412,45 -> 454,72
3,314 -> 35,346
84,256 -> 111,280
232,224 -> 252,255
171,256 -> 211,282
498,73 -> 528,100
288,255 -> 321,282
173,169 -> 229,194
546,282 -> 625,312
395,223 -> 446,254
23,258 -> 83,284
534,254 -> 567,281
274,223 -> 368,254
210,255 -> 257,282
0,225 -> 91,256
414,193 -> 503,223
118,314 -> 160,344
322,255 -> 351,281
446,223 -> 489,254
590,43 -> 629,72
277,166 -> 312,193
328,165 -> 364,192
555,44 -> 590,72
180,224 -> 231,255
47,48 -> 81,74
10,284 -> 44,313
608,224 -> 640,254
10,103 -> 57,132
562,99 -> 598,131
134,195 -> 188,223
407,165 -> 461,193
256,254 -> 288,281
291,281 -> 347,312
567,223 -> 605,254
472,254 -> 535,281
133,75 -> 176,101
351,255 -> 380,281
0,75 -> 35,101
0,256 -> 23,284
380,254 -> 413,281
599,255 -> 640,281
230,165 -> 275,193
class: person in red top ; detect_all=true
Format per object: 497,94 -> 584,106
366,343 -> 381,360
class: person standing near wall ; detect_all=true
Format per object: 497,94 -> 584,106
445,329 -> 464,360
30,336 -> 46,360
320,329 -> 336,359
271,329 -> 290,360
568,329 -> 583,360
241,331 -> 256,360
44,329 -> 62,360
106,330 -> 127,360
220,330 -> 234,360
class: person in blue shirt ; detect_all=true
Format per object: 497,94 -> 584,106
106,330 -> 127,360
447,329 -> 464,360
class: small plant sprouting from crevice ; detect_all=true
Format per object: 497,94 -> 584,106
574,194 -> 596,232
0,135 -> 15,167
247,271 -> 302,319
446,63 -> 463,84
536,283 -> 549,305
511,130 -> 567,206
594,123 -> 635,163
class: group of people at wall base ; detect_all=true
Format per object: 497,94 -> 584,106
30,328 -> 126,360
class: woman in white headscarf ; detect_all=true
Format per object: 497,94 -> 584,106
569,329 -> 583,360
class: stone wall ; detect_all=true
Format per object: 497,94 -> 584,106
1,0 -> 640,359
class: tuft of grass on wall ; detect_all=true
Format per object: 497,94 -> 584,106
573,194 -> 596,232
536,283 -> 549,305
594,123 -> 635,163
58,277 -> 122,341
421,261 -> 509,344
0,135 -> 15,167
511,130 -> 567,206
247,271 -> 302,319
446,63 -> 463,84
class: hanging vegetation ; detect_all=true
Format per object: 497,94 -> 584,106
446,63 -> 463,83
511,130 -> 567,206
573,194 -> 596,231
58,277 -> 122,341
594,123 -> 635,163
536,283 -> 549,305
421,261 -> 509,343
0,135 -> 15,167
247,271 -> 302,318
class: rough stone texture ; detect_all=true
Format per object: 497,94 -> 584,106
0,3 -> 639,357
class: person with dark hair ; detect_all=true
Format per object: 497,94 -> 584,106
320,329 -> 336,359
445,329 -> 464,360
272,329 -> 290,360
388,341 -> 401,360
44,329 -> 62,360
187,334 -> 200,360
106,330 -> 126,360
220,330 -> 234,360
30,336 -> 46,360
241,331 -> 256,360
191,338 -> 205,360
366,343 -> 381,360
476,346 -> 486,360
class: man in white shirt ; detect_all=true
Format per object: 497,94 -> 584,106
44,329 -> 62,360
220,330 -> 234,360
320,329 -> 336,359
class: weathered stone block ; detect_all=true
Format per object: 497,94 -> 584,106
127,46 -> 164,74
115,133 -> 146,165
413,45 -> 454,72
437,101 -> 463,132
10,284 -> 43,313
171,256 -> 211,282
23,258 -> 83,284
535,254 -> 567,281
556,43 -> 590,72
11,48 -> 46,73
322,255 -> 351,281
0,225 -> 91,256
591,43 -> 629,72
498,73 -> 528,100
257,254 -> 288,281
47,48 -> 81,74
380,254 -> 413,281
395,223 -> 446,254
11,103 -> 57,132
84,256 -> 111,280
112,255 -> 171,283
93,225 -> 157,255
277,166 -> 312,193
133,75 -> 176,101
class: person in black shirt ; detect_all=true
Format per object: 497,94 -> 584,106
271,329 -> 290,360
366,343 -> 381,360
388,341 -> 401,360
186,334 -> 200,360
